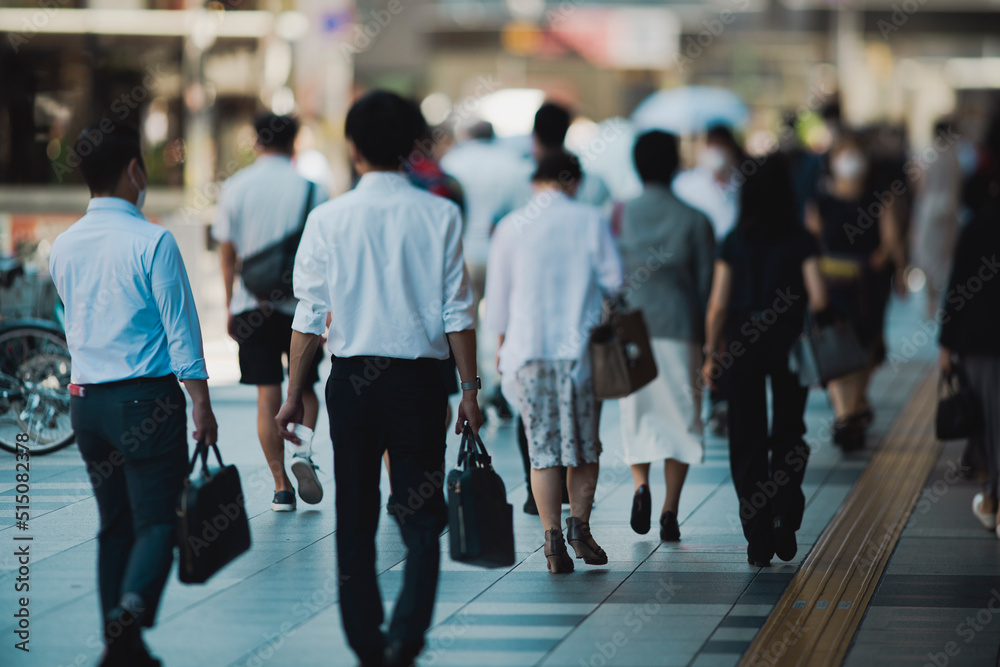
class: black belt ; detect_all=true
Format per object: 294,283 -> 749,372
331,355 -> 441,369
84,374 -> 177,389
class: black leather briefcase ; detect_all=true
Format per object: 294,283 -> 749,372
447,425 -> 515,568
177,440 -> 251,584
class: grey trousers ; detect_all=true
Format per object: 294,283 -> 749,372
71,375 -> 188,630
964,356 -> 1000,499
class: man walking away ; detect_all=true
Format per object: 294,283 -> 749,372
276,91 -> 483,667
214,114 -> 327,512
49,120 -> 219,667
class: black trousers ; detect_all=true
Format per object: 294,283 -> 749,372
726,332 -> 810,560
70,375 -> 188,630
327,356 -> 449,663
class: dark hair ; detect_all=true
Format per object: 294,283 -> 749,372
533,102 -> 572,149
633,131 -> 679,185
531,149 -> 581,184
254,114 -> 299,153
468,121 -> 494,141
737,153 -> 799,237
77,119 -> 144,194
345,91 -> 426,168
706,124 -> 743,159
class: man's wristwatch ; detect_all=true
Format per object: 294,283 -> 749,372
460,377 -> 482,391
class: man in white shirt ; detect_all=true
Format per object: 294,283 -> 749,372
276,91 -> 483,667
213,114 -> 328,512
49,121 -> 218,667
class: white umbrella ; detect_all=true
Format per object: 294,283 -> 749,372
631,86 -> 749,136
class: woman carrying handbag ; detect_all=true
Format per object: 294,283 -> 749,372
485,150 -> 624,574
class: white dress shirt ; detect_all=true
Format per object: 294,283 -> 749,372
440,139 -> 526,266
672,167 -> 740,240
291,171 -> 474,359
212,155 -> 328,316
49,197 -> 208,384
485,190 -> 623,386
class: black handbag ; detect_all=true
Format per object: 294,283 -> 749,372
936,365 -> 983,441
240,181 -> 315,304
589,299 -> 658,400
447,425 -> 515,568
788,311 -> 869,387
177,440 -> 252,584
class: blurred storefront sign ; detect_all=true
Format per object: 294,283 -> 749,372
550,7 -> 680,69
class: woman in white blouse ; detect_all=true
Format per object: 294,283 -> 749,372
486,150 -> 624,574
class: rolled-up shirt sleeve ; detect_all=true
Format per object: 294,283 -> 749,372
150,232 -> 208,380
291,214 -> 331,336
441,204 -> 475,333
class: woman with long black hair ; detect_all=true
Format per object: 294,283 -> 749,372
703,154 -> 829,567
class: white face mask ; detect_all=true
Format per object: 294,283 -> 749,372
129,166 -> 147,210
832,152 -> 865,180
699,146 -> 729,174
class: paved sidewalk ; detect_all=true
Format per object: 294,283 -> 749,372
0,295 -> 970,667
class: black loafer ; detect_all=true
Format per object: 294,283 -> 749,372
773,517 -> 798,562
630,485 -> 651,534
659,510 -> 681,541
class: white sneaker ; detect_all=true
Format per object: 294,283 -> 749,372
291,456 -> 324,505
972,493 -> 996,530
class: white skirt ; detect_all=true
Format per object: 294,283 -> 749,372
619,338 -> 704,466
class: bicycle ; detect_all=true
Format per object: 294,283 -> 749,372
0,257 -> 74,455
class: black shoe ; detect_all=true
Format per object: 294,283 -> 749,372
488,386 -> 513,421
630,485 -> 651,535
832,417 -> 865,452
773,517 -> 798,562
101,603 -> 161,667
271,490 -> 296,512
659,511 -> 681,541
384,641 -> 420,667
523,491 -> 539,515
747,556 -> 772,568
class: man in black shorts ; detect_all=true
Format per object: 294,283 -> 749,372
214,114 -> 327,512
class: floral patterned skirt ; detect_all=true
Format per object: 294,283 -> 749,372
514,360 -> 601,469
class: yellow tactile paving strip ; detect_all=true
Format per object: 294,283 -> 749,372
740,372 -> 940,667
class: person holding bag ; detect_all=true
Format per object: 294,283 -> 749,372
938,121 -> 1000,536
704,154 -> 829,567
485,150 -> 624,574
50,120 -> 219,667
616,131 -> 715,542
275,91 -> 482,667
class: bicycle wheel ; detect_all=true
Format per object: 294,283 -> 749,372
0,326 -> 74,455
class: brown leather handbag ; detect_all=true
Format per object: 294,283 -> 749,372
589,303 -> 658,400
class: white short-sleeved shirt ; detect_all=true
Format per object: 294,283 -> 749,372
212,155 -> 328,316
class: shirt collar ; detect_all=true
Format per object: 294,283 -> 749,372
354,170 -> 411,193
86,197 -> 145,218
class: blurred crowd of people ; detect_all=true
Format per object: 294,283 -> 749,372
416,95 -> 1000,567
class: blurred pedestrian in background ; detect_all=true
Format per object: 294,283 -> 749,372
804,134 -> 905,451
441,120 -> 524,323
213,114 -> 327,512
50,120 -> 219,667
778,111 -> 822,224
276,90 -> 482,667
704,154 -> 829,567
617,131 -> 715,542
939,118 -> 1000,539
486,150 -> 623,573
912,119 -> 963,317
674,124 -> 745,438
